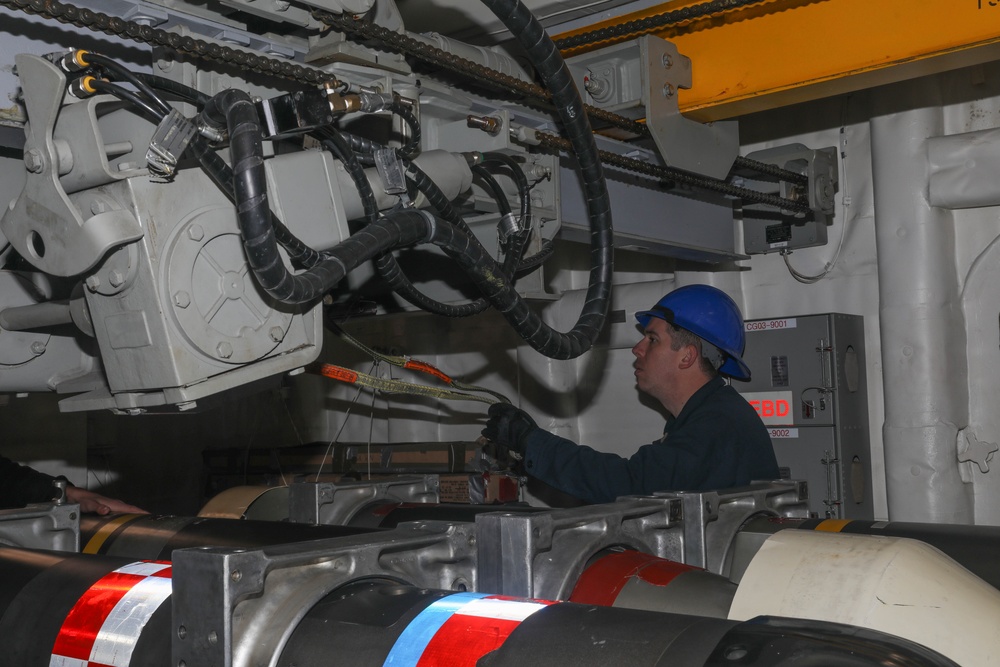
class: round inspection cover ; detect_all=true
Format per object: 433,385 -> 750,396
164,206 -> 291,365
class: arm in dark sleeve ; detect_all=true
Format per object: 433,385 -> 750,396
522,414 -> 740,505
0,455 -> 60,509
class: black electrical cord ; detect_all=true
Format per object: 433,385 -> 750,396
475,152 -> 538,270
471,163 -> 534,279
317,127 -> 468,315
514,239 -> 554,279
317,127 -> 380,227
77,0 -> 611,357
338,130 -> 379,165
482,152 -> 531,224
329,128 -> 505,317
330,126 -> 523,318
192,86 -> 548,338
79,52 -> 172,117
329,101 -> 420,161
188,136 -> 324,269
86,78 -> 165,124
384,158 -> 533,316
197,88 -> 408,303
477,0 -> 614,359
132,72 -> 211,108
189,0 -> 613,359
390,99 -> 421,159
472,165 -> 512,216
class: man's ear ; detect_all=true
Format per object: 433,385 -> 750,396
678,344 -> 699,370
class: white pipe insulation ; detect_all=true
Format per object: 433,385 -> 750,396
870,86 -> 973,523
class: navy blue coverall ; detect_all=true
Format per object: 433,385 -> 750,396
521,377 -> 780,504
0,455 -> 60,509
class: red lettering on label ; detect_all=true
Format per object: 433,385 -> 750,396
749,400 -> 761,416
777,400 -> 789,417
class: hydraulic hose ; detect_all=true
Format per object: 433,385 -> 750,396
189,135 -> 325,268
482,151 -> 531,225
475,152 -> 550,280
317,127 -> 380,228
379,162 -> 498,317
133,72 -> 211,107
475,0 -> 614,358
198,1 -> 613,358
196,103 -> 557,323
329,126 -> 520,318
515,239 -> 554,278
86,78 -> 164,123
320,128 -> 494,317
472,164 -> 512,216
475,154 -> 534,271
78,51 -> 171,116
390,99 -> 422,159
470,163 -> 532,275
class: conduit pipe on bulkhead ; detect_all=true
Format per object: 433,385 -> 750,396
928,123 -> 1000,524
870,85 -> 973,522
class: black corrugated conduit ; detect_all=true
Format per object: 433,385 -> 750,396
198,89 -> 509,305
481,151 -> 532,226
390,99 -> 421,159
325,127 -> 528,318
195,0 -> 612,357
472,165 -> 512,217
474,0 -> 614,358
189,136 -> 325,269
320,127 -> 491,316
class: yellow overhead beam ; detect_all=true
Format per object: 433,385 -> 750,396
556,0 -> 1000,121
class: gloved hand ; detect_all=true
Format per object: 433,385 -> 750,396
481,402 -> 538,456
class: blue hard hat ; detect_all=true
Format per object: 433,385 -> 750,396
635,285 -> 751,381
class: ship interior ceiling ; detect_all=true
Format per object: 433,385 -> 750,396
3,0 -> 1000,665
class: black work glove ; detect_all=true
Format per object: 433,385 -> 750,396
482,403 -> 538,456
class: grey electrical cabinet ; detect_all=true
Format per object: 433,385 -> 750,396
738,314 -> 873,519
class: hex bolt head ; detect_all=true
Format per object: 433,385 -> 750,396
90,200 -> 107,215
216,342 -> 234,359
173,291 -> 191,308
661,53 -> 673,69
30,341 -> 47,355
662,83 -> 675,98
188,224 -> 204,242
108,270 -> 125,287
85,275 -> 101,292
24,149 -> 44,173
269,326 -> 284,343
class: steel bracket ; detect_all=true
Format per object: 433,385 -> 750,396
287,476 -> 441,525
171,520 -> 477,667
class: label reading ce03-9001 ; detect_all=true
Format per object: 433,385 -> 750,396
745,318 -> 797,332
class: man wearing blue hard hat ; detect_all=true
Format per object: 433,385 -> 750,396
483,284 -> 779,504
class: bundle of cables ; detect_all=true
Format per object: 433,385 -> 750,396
55,0 -> 613,361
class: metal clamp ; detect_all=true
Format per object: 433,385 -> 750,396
172,521 -> 477,667
287,476 -> 440,526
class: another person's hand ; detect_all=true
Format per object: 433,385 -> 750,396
482,403 -> 537,456
65,486 -> 147,515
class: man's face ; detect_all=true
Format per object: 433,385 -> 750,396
631,317 -> 685,402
